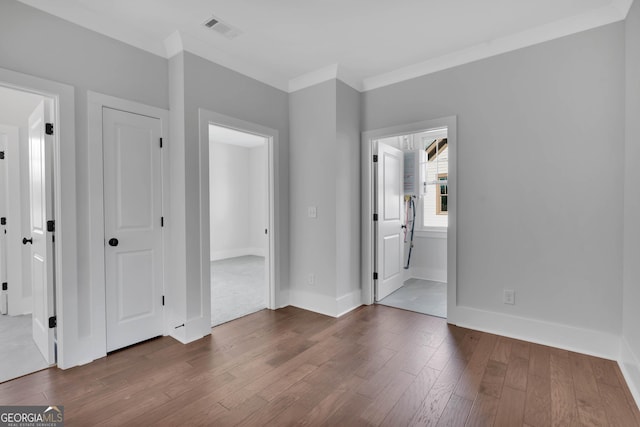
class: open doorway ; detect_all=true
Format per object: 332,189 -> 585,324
374,129 -> 448,318
362,116 -> 457,322
208,124 -> 270,326
0,85 -> 56,382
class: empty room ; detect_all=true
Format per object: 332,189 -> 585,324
0,0 -> 639,425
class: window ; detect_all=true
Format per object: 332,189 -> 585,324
436,173 -> 448,215
422,138 -> 448,228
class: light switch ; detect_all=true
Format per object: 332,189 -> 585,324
308,206 -> 317,218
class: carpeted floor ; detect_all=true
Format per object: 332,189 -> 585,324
211,255 -> 267,327
0,314 -> 50,383
378,278 -> 447,318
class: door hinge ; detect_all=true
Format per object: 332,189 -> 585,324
0,151 -> 4,160
161,217 -> 164,227
373,154 -> 378,163
47,220 -> 55,232
1,283 -> 7,291
373,214 -> 378,221
0,217 -> 6,225
373,272 -> 378,280
160,137 -> 163,148
162,296 -> 165,306
48,316 -> 57,328
45,123 -> 54,135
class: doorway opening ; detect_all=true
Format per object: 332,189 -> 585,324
0,84 -> 56,382
374,128 -> 448,318
208,124 -> 272,326
361,116 -> 457,323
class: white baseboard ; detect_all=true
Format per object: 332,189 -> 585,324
289,288 -> 362,318
410,267 -> 447,283
620,337 -> 640,407
336,290 -> 363,317
210,247 -> 265,261
169,315 -> 211,344
452,305 -> 620,360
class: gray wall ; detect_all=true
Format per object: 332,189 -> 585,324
182,52 -> 290,314
289,80 -> 337,298
623,0 -> 640,388
362,23 -> 625,334
335,81 -> 361,300
289,79 -> 361,312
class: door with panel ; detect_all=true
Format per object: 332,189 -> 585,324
103,107 -> 164,352
376,142 -> 405,301
27,100 -> 55,364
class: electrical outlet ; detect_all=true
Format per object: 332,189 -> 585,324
307,273 -> 315,286
503,289 -> 515,305
308,206 -> 317,218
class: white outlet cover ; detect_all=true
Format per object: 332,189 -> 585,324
503,289 -> 515,305
308,206 -> 317,218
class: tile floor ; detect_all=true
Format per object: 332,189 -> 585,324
210,255 -> 267,327
378,278 -> 447,318
0,314 -> 49,383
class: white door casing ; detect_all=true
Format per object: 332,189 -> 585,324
0,133 -> 7,314
376,142 -> 405,301
28,100 -> 55,364
103,107 -> 164,352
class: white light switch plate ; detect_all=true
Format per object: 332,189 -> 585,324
308,206 -> 317,218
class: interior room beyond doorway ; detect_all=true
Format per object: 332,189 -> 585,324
0,85 -> 53,382
375,128 -> 448,318
209,124 -> 269,326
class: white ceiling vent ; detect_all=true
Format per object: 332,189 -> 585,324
203,15 -> 242,39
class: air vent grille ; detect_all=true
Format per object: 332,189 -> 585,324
203,15 -> 242,39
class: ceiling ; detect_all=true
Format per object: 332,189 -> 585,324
209,124 -> 265,148
0,85 -> 43,127
17,0 -> 632,92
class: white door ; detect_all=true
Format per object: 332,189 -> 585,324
28,100 -> 55,364
0,134 -> 7,314
103,107 -> 163,352
376,143 -> 405,301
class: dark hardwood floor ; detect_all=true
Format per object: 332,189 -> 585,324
1,305 -> 639,426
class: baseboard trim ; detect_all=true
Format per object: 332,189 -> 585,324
210,247 -> 264,261
169,317 -> 211,344
289,288 -> 362,318
409,267 -> 447,283
452,306 -> 620,360
619,337 -> 640,407
336,290 -> 363,317
289,289 -> 338,317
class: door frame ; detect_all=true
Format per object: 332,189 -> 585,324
0,67 -> 76,368
88,92 -> 169,357
361,116 -> 459,324
198,109 -> 278,312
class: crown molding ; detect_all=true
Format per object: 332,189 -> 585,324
26,0 -> 630,95
288,64 -> 363,93
361,2 -> 628,91
611,0 -> 634,17
163,31 -> 183,59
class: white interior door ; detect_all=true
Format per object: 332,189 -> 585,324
28,100 -> 55,364
0,133 -> 7,314
103,107 -> 163,352
376,142 -> 405,301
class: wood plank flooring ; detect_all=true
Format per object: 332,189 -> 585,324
0,305 -> 638,426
